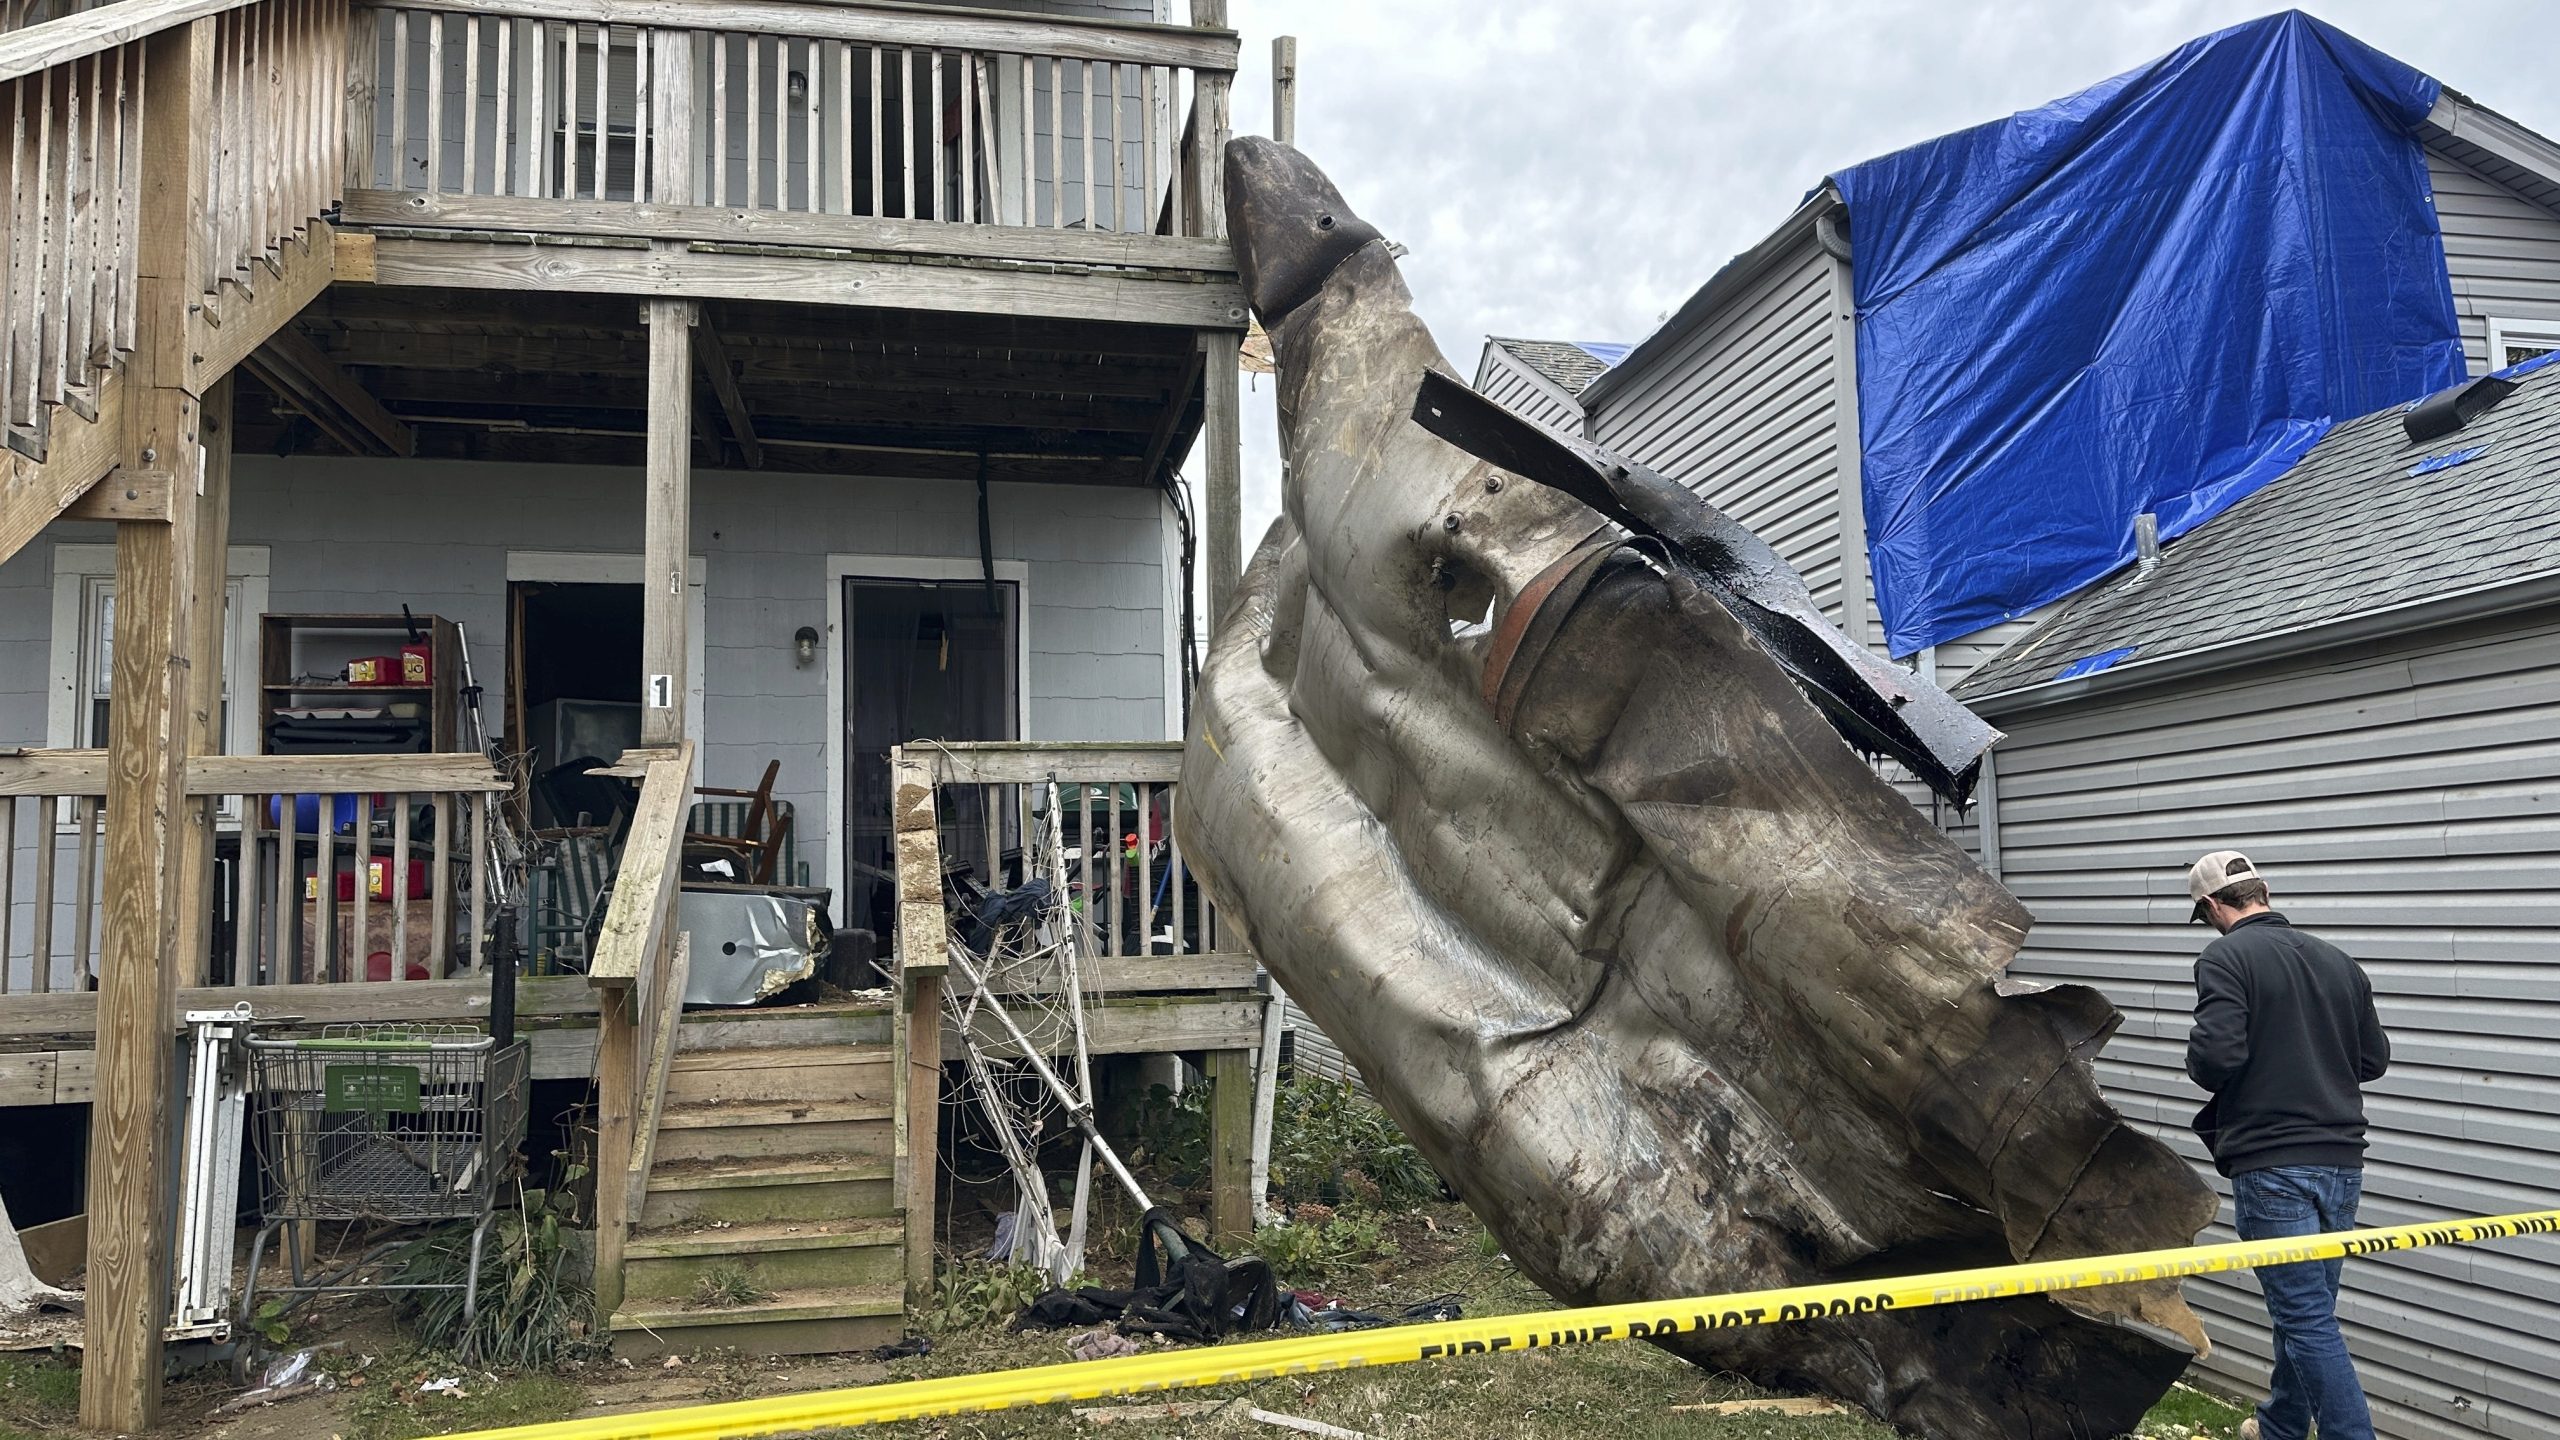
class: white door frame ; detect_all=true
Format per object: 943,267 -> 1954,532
504,550 -> 707,751
824,554 -> 1032,908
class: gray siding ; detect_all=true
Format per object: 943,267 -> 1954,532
2428,145 -> 2560,374
1472,345 -> 1586,438
1586,230 -> 1853,626
1984,610 -> 2560,1440
0,459 -> 1172,988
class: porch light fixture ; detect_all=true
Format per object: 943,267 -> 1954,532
787,70 -> 809,108
793,625 -> 821,667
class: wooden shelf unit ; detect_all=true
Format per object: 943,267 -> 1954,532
258,613 -> 465,754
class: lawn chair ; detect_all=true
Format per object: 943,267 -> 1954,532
686,759 -> 801,886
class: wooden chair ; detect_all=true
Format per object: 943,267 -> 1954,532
684,759 -> 797,886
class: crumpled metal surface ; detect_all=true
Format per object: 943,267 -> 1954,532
679,889 -> 824,1004
1176,137 -> 2221,1440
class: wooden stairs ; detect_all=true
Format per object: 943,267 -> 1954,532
608,1035 -> 910,1357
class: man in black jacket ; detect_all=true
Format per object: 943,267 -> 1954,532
2186,850 -> 2390,1440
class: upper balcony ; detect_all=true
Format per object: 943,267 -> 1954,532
337,0 -> 1246,330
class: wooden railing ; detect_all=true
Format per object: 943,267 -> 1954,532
353,0 -> 1235,237
0,748 -> 510,991
0,0 -> 347,461
580,740 -> 690,1324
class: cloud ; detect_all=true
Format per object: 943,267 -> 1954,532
1181,0 -> 2558,601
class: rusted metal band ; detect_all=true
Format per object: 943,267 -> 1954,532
1480,539 -> 1625,731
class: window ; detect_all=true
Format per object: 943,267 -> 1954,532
2486,317 -> 2560,372
50,544 -> 269,755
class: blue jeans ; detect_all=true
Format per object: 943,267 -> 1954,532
2233,1165 -> 2374,1440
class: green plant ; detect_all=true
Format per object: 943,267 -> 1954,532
1252,1207 -> 1396,1285
691,1265 -> 771,1309
1127,1079 -> 1213,1187
1268,1078 -> 1442,1210
384,1177 -> 593,1368
924,1259 -> 1060,1335
1476,1226 -> 1507,1260
248,1296 -> 293,1345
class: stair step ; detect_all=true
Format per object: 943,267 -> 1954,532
637,1155 -> 895,1227
652,1099 -> 894,1165
609,1283 -> 906,1359
663,1046 -> 892,1107
622,1218 -> 905,1305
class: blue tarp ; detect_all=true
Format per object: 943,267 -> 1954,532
1570,341 -> 1633,369
1832,11 -> 2464,658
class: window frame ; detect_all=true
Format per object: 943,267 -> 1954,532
48,542 -> 272,759
2485,316 -> 2560,373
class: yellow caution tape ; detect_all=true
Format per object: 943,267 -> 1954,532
459,1207 -> 2560,1440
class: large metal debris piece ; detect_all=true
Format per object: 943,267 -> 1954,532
1178,136 -> 2222,1440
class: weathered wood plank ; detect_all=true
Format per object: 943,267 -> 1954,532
248,320 -> 416,455
57,461 -> 169,522
689,316 -> 760,468
586,743 -> 691,986
0,371 -> 127,569
1206,1044 -> 1252,1246
1201,327 -> 1242,623
0,972 -> 600,1038
639,297 -> 692,746
0,0 -> 260,82
0,749 -> 510,797
951,952 -> 1255,997
354,233 -> 1249,330
911,739 -> 1183,786
185,221 -> 339,391
947,996 -> 1265,1058
364,0 -> 1237,72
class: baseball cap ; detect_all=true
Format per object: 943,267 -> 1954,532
2186,850 -> 2264,924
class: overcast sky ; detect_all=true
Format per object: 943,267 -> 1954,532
1179,0 -> 2560,561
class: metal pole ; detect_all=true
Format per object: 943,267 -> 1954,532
1271,37 -> 1296,145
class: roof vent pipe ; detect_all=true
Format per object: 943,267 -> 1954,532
2403,374 -> 2518,443
2134,512 -> 2161,575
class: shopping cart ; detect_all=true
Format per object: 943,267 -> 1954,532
237,1024 -> 530,1336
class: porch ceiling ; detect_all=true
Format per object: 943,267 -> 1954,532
228,287 -> 1209,486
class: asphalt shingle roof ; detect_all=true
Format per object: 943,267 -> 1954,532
1953,360 -> 2560,701
1487,337 -> 1623,397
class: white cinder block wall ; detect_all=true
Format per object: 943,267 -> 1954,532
0,457 -> 1175,984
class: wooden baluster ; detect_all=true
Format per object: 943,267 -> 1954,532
209,13 -> 230,282
315,794 -> 335,981
11,74 -> 42,429
900,47 -> 915,220
1017,54 -> 1032,226
1076,783 -> 1094,955
527,18 -> 547,198
1078,59 -> 1093,232
430,792 -> 451,978
469,790 -> 488,971
492,16 -> 510,198
1160,67 -> 1178,236
974,55 -> 999,223
590,18 -> 607,200
272,794 -> 297,981
979,783 -> 997,889
870,46 -> 884,218
0,796 -> 14,994
258,0 -> 276,259
1107,61 -> 1123,231
1046,56 -> 1060,229
1169,806 -> 1186,956
833,39 -> 851,214
559,21 -> 578,200
461,15 -> 478,195
708,32 -> 724,206
32,796 -> 56,992
351,792 -> 371,979
424,10 -> 445,196
928,48 -> 942,221
112,44 -> 137,356
956,50 -> 973,223
61,54 -> 92,392
1107,778 -> 1124,956
389,9 -> 407,190
391,793 -> 411,980
235,792 -> 261,984
743,31 -> 758,207
1135,782 -> 1154,955
37,57 -> 67,408
71,796 -> 97,988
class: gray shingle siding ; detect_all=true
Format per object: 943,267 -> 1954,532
2429,144 -> 2560,373
1586,228 -> 1854,625
1473,343 -> 1587,437
1984,609 -> 2560,1440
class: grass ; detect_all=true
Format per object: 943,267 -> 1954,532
0,1355 -> 79,1440
343,1361 -> 582,1440
692,1265 -> 774,1310
2138,1382 -> 2253,1439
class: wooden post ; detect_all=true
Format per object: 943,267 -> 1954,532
590,981 -> 639,1325
1200,329 -> 1243,627
1191,0 -> 1230,243
83,20 -> 213,1432
1270,36 -> 1296,145
889,750 -> 949,1306
1205,1046 -> 1254,1247
639,295 -> 695,748
180,378 -> 233,987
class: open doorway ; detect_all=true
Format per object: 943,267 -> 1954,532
509,581 -> 643,828
838,572 -> 1021,942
